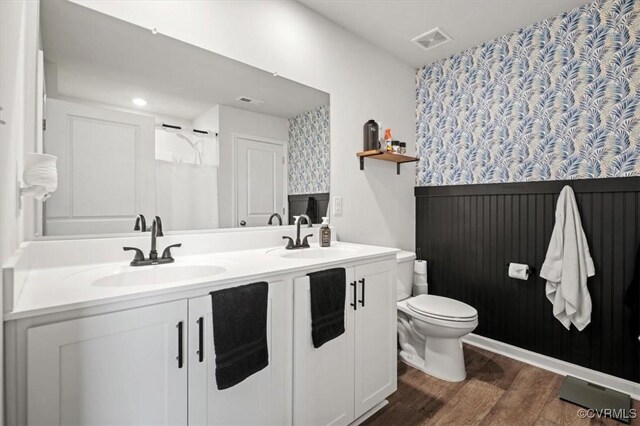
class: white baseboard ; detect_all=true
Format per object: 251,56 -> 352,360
350,400 -> 388,426
462,333 -> 640,400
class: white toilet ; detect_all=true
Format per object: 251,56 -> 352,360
396,251 -> 478,382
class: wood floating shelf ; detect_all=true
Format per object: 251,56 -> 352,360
356,150 -> 418,175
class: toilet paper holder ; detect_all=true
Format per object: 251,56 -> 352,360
504,263 -> 535,276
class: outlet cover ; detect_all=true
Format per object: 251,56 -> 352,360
333,196 -> 342,217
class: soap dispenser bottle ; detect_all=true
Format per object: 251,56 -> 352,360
363,119 -> 379,151
319,217 -> 331,247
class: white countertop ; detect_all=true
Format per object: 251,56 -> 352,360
6,242 -> 398,321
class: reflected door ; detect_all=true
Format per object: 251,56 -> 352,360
235,135 -> 285,227
44,98 -> 156,235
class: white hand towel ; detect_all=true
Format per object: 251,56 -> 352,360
540,186 -> 595,331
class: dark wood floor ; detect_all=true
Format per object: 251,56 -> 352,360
364,344 -> 639,426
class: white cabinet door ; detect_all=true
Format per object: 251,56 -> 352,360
353,260 -> 397,418
27,300 -> 188,425
293,269 -> 356,426
188,280 -> 291,426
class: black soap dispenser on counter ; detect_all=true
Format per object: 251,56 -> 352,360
319,217 -> 331,247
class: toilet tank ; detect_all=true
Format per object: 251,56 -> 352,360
396,251 -> 416,301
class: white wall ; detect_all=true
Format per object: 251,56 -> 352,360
192,105 -> 219,136
0,0 -> 40,421
72,0 -> 417,250
192,104 -> 220,170
1,0 -> 39,254
217,105 -> 289,228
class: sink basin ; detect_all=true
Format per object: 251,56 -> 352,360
73,264 -> 226,288
267,245 -> 360,260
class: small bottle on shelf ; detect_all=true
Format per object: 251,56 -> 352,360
383,128 -> 393,152
399,142 -> 407,155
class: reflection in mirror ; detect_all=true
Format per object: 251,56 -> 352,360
39,0 -> 330,237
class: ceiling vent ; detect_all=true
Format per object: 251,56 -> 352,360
411,27 -> 451,51
236,96 -> 264,105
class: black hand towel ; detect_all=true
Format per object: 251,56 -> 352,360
210,282 -> 269,390
305,196 -> 317,223
308,268 -> 346,348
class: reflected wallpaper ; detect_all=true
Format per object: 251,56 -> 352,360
416,0 -> 640,186
288,105 -> 330,195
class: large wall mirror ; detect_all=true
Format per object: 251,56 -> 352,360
38,0 -> 330,237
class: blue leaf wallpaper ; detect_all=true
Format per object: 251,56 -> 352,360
288,105 -> 330,195
416,0 -> 639,186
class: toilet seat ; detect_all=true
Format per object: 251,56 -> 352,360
407,295 -> 477,322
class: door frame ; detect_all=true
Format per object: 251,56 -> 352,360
232,132 -> 288,227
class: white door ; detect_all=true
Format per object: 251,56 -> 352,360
26,300 -> 188,425
235,135 -> 285,227
293,269 -> 356,426
353,260 -> 397,418
188,281 -> 291,425
44,98 -> 156,236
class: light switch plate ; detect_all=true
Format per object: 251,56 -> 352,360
333,196 -> 342,217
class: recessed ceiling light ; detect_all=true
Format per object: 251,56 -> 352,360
132,98 -> 147,107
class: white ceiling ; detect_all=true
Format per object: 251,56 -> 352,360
41,0 -> 329,121
298,0 -> 594,68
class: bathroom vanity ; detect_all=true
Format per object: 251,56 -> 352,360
3,231 -> 397,425
4,3 -> 398,424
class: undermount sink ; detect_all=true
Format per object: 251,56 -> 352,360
92,264 -> 226,287
65,264 -> 227,288
267,245 -> 360,260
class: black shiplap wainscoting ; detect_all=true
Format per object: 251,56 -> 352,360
288,193 -> 330,225
415,177 -> 640,382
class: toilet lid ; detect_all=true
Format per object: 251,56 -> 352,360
407,295 -> 477,321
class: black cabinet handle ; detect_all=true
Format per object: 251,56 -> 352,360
350,281 -> 357,311
197,317 -> 204,363
359,278 -> 365,307
176,321 -> 184,369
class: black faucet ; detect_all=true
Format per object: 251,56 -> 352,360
282,214 -> 313,250
133,214 -> 147,232
149,216 -> 163,260
268,213 -> 283,226
124,215 -> 181,266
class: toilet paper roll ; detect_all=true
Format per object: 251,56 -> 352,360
414,260 -> 427,285
508,262 -> 530,280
